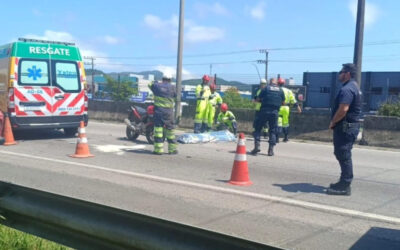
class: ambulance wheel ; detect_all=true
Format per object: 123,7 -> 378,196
126,126 -> 140,141
64,127 -> 78,137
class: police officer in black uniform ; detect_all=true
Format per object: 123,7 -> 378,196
250,78 -> 285,156
327,63 -> 361,196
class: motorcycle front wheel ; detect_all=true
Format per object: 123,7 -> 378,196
126,126 -> 140,141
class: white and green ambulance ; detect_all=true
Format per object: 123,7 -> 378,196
0,38 -> 88,136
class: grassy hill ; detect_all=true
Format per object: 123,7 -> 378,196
86,69 -> 252,91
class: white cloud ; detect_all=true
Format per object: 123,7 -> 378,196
143,14 -> 224,44
249,1 -> 266,21
348,0 -> 380,26
186,26 -> 224,43
22,30 -> 128,72
102,35 -> 120,45
154,65 -> 196,80
32,8 -> 42,17
24,30 -> 75,43
194,2 -> 229,18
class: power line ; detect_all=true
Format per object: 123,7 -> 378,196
87,40 -> 400,60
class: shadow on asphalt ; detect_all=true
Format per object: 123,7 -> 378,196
350,227 -> 400,250
117,137 -> 150,145
124,148 -> 153,155
13,129 -> 73,141
273,183 -> 326,194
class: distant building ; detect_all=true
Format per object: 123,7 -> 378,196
303,71 -> 400,111
220,85 -> 236,92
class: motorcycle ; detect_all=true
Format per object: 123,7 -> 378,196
124,105 -> 155,144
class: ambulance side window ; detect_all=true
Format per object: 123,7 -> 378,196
19,60 -> 49,85
54,62 -> 80,92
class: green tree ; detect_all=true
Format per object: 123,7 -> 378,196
104,75 -> 138,101
222,87 -> 255,109
378,100 -> 400,117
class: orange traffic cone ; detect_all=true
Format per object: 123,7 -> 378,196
70,122 -> 93,158
77,121 -> 85,139
3,114 -> 17,146
229,133 -> 252,186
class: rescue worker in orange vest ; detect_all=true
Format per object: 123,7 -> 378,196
277,77 -> 302,142
205,83 -> 223,131
194,75 -> 211,133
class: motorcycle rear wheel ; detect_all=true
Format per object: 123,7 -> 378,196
126,126 -> 140,141
145,127 -> 154,144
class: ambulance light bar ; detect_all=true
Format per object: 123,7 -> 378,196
18,38 -> 75,46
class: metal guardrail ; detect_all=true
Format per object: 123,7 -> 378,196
0,181 -> 278,250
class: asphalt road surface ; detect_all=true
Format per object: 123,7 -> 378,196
1,121 -> 399,250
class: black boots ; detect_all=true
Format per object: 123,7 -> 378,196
250,148 -> 260,155
283,134 -> 288,142
327,180 -> 351,196
267,146 -> 274,156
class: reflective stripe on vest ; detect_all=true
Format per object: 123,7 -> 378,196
154,96 -> 174,108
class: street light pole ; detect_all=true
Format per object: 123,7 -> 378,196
175,0 -> 184,124
251,63 -> 261,81
353,0 -> 365,87
258,49 -> 268,80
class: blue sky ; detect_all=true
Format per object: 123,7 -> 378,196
1,0 -> 399,84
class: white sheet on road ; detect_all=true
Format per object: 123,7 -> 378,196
177,130 -> 236,144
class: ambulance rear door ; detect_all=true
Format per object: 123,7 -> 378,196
51,60 -> 84,118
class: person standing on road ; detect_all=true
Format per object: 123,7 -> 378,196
194,75 -> 211,133
327,63 -> 361,195
277,77 -> 302,142
216,103 -> 237,135
250,78 -> 285,156
205,83 -> 223,131
148,72 -> 178,155
252,79 -> 269,139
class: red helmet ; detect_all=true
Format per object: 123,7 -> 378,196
277,78 -> 285,85
210,83 -> 217,91
146,105 -> 154,115
221,103 -> 228,112
202,75 -> 210,82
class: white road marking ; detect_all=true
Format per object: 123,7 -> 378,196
1,149 -> 400,225
93,144 -> 146,155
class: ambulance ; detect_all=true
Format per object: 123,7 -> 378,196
0,38 -> 88,136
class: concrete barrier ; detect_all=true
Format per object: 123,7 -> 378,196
362,115 -> 400,148
89,100 -> 148,122
180,105 -> 333,141
89,100 -> 400,148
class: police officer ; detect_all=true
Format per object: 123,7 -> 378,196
250,78 -> 285,156
327,63 -> 361,195
252,79 -> 269,138
194,75 -> 211,133
148,72 -> 178,155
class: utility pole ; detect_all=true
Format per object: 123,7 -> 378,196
209,64 -> 212,76
257,49 -> 269,80
84,56 -> 96,95
91,57 -> 95,94
175,0 -> 185,123
117,74 -> 121,98
353,0 -> 365,88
